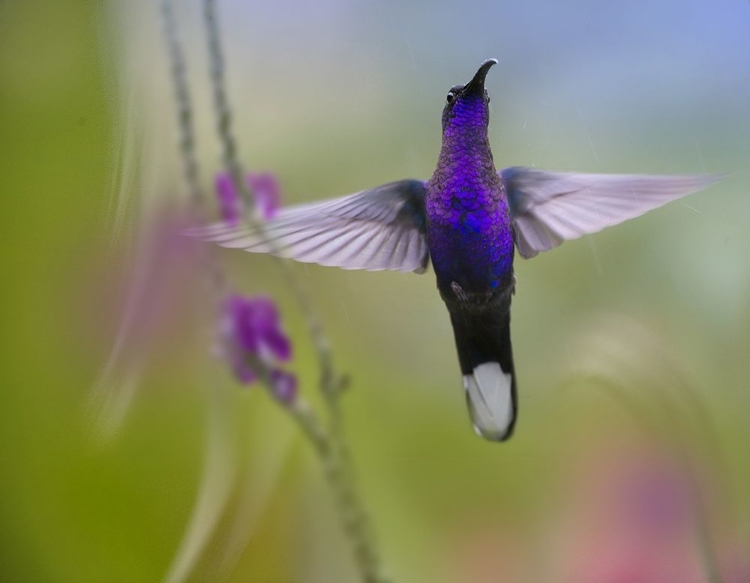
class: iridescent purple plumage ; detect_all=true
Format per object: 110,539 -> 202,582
423,60 -> 519,440
427,91 -> 514,294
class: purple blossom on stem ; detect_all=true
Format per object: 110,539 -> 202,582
247,173 -> 281,219
269,369 -> 298,404
215,171 -> 282,224
215,174 -> 242,226
219,294 -> 296,403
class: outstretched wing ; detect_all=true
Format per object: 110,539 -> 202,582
499,167 -> 723,259
186,179 -> 430,273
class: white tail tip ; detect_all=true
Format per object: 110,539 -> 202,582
463,362 -> 514,441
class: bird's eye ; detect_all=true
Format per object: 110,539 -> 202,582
446,92 -> 456,104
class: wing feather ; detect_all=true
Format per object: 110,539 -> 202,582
500,167 -> 723,258
185,180 -> 429,273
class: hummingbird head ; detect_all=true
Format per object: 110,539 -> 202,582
441,59 -> 497,136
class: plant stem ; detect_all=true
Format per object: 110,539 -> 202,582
201,0 -> 337,393
290,401 -> 390,583
200,2 -> 388,581
160,0 -> 202,210
160,0 -> 225,291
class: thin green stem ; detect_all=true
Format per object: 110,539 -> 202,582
160,0 -> 225,291
289,399 -> 389,583
160,0 -> 202,210
201,0 -> 337,391
200,2 -> 388,581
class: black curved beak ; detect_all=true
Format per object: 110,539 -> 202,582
463,58 -> 498,96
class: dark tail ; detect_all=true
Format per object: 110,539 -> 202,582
448,302 -> 518,441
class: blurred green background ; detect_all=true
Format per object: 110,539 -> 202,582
1,0 -> 749,582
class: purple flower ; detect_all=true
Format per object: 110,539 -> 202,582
219,294 -> 296,403
269,369 -> 298,404
246,173 -> 281,219
215,172 -> 282,224
215,174 -> 243,226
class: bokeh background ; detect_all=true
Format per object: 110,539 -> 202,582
1,0 -> 749,581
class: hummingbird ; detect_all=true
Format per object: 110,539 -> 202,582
191,59 -> 721,442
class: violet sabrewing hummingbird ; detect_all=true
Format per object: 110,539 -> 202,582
191,59 -> 721,442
